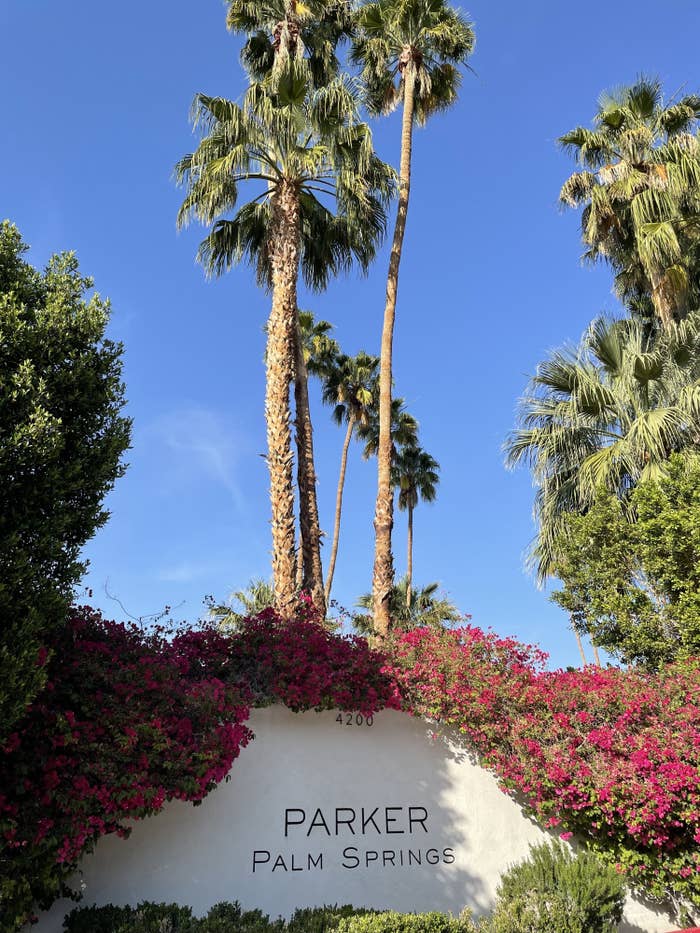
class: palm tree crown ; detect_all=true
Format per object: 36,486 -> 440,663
506,313 -> 700,579
298,310 -> 340,377
357,396 -> 418,459
227,1 -> 354,88
176,74 -> 393,287
213,578 -> 276,630
392,441 -> 439,512
322,350 -> 381,429
353,577 -> 461,634
391,440 -> 439,608
351,0 -> 475,123
559,77 -> 700,328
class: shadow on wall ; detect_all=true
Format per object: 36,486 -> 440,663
429,719 -> 679,933
375,712 -> 551,920
380,714 -> 490,919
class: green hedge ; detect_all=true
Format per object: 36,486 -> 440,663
62,903 -> 478,933
335,912 -> 477,933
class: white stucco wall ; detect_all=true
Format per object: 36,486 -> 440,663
33,707 -> 674,932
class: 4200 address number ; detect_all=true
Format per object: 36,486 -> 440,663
336,712 -> 374,727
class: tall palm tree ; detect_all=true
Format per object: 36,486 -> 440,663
559,77 -> 700,329
392,442 -> 439,607
227,0 -> 354,88
321,350 -> 379,604
351,0 -> 475,636
293,311 -> 340,604
176,72 -> 393,611
229,0 -> 353,611
353,576 -> 461,634
505,313 -> 700,582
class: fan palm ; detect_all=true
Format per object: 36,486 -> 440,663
353,576 -> 461,634
505,313 -> 700,581
298,310 -> 340,377
176,71 -> 393,612
356,396 -> 420,601
392,442 -> 439,607
559,77 -> 700,329
321,350 -> 380,604
351,0 -> 475,635
212,578 -> 276,630
355,395 -> 419,459
226,0 -> 354,88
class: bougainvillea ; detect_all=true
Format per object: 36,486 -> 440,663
3,608 -> 700,931
0,603 -> 398,932
0,608 -> 251,932
386,626 -> 700,910
225,604 -> 401,715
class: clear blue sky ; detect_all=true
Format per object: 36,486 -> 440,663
3,1 -> 699,668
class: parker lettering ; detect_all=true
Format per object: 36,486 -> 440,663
283,805 -> 429,837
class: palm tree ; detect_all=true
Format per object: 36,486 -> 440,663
212,578 -> 276,629
356,395 -> 419,459
298,310 -> 339,378
505,314 -> 700,583
353,576 -> 461,634
176,72 -> 393,612
559,77 -> 700,329
392,442 -> 440,608
351,0 -> 475,636
321,350 -> 379,604
264,309 -> 339,603
293,311 -> 340,605
226,0 -> 354,88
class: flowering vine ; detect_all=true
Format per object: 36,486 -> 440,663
0,605 -> 397,932
386,626 -> 700,908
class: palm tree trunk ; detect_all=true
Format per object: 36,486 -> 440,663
295,541 -> 303,591
325,415 -> 355,606
650,268 -> 676,330
267,181 -> 301,613
372,62 -> 417,638
293,317 -> 327,618
571,616 -> 587,666
406,505 -> 414,610
591,640 -> 601,667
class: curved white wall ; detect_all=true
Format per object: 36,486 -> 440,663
34,707 -> 673,932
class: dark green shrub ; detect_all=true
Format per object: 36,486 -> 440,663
64,902 -> 198,933
204,903 -> 283,933
486,840 -> 625,933
63,903 -> 134,933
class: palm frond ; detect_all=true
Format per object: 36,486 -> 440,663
505,311 -> 700,581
